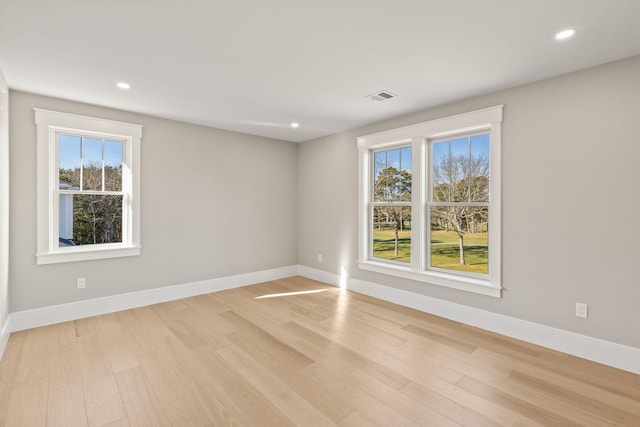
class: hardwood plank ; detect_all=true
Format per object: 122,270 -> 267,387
225,324 -> 355,422
507,370 -> 640,425
114,366 -> 171,427
348,368 -> 463,426
218,345 -> 337,427
396,378 -> 503,426
402,323 -> 478,353
511,415 -> 547,427
78,331 -> 127,427
283,321 -> 413,389
187,380 -> 249,427
136,346 -> 206,426
220,310 -> 314,370
83,376 -> 127,427
114,306 -> 173,356
302,361 -> 423,427
150,303 -> 209,349
14,326 -> 52,386
47,334 -> 88,427
4,377 -> 49,426
77,333 -> 112,384
0,332 -> 26,425
191,345 -> 297,427
456,376 -> 584,427
473,347 -> 640,416
401,379 -> 519,426
337,411 -> 375,427
75,317 -> 100,337
95,313 -> 140,374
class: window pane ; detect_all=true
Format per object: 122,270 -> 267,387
372,206 -> 411,263
60,194 -> 123,246
374,151 -> 387,201
430,206 -> 488,274
470,134 -> 490,202
373,147 -> 412,202
104,140 -> 123,191
432,141 -> 450,201
58,134 -> 81,189
83,138 -> 103,191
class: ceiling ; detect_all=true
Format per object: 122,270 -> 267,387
1,1 -> 640,143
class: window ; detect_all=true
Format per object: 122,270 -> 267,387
35,109 -> 142,264
358,106 -> 502,297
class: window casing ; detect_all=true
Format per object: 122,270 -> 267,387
35,109 -> 142,264
358,106 -> 502,297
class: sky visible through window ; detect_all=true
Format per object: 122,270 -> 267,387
432,133 -> 490,170
373,134 -> 489,181
58,134 -> 123,172
374,146 -> 412,177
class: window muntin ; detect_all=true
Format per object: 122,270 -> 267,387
357,105 -> 502,297
36,109 -> 142,264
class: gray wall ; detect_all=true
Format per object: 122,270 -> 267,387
298,55 -> 640,349
10,91 -> 298,312
0,72 -> 8,330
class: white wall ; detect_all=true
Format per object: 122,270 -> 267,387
298,55 -> 640,349
9,91 -> 298,312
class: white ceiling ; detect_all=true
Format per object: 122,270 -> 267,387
1,1 -> 640,143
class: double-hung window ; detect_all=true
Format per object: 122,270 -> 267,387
35,109 -> 142,264
358,106 -> 502,297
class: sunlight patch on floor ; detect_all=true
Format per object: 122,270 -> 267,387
254,289 -> 328,299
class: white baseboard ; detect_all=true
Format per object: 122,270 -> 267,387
0,320 -> 9,361
297,265 -> 640,375
0,265 -> 297,358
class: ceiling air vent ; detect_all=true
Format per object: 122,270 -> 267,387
366,90 -> 396,102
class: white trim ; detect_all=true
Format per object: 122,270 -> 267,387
357,105 -> 503,148
296,265 -> 640,375
0,321 -> 9,361
2,265 -> 297,337
35,109 -> 143,264
36,245 -> 142,265
358,260 -> 501,297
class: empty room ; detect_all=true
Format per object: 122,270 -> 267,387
1,1 -> 639,426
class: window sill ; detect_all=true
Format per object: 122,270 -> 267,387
358,260 -> 501,298
36,245 -> 141,265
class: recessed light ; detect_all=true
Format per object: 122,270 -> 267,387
291,122 -> 299,128
555,29 -> 576,41
116,82 -> 131,90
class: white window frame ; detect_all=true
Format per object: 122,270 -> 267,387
35,109 -> 142,264
357,105 -> 502,297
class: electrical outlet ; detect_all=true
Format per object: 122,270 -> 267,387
317,254 -> 323,262
576,302 -> 588,319
77,277 -> 86,289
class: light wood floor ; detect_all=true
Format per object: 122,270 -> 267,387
0,277 -> 638,426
